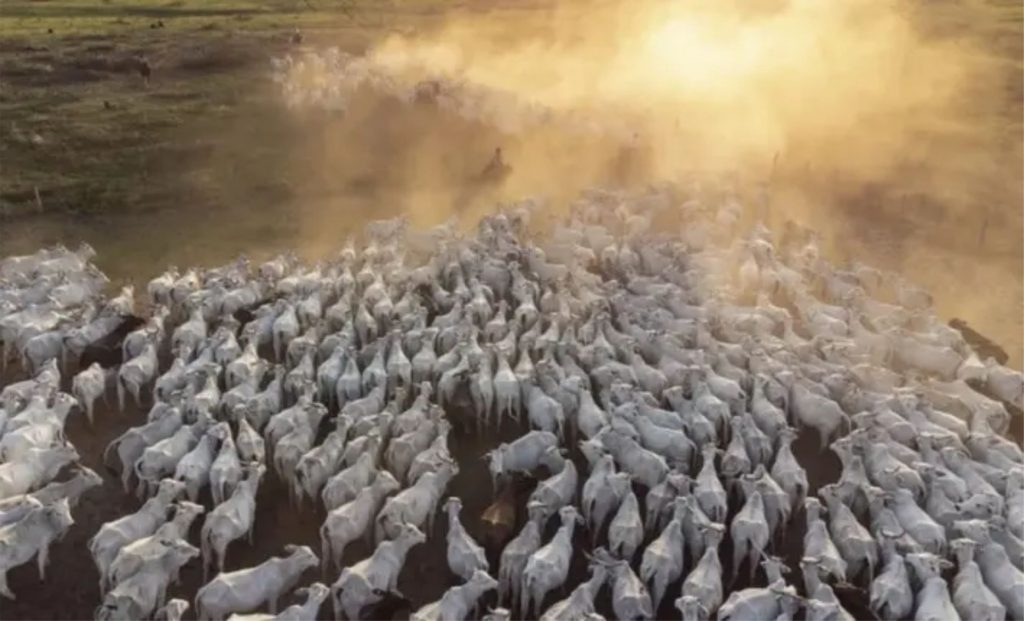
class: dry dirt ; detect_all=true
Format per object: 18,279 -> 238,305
2,351 -> 849,621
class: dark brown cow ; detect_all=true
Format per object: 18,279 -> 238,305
480,472 -> 536,557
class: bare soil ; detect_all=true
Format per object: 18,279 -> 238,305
1,353 -> 847,621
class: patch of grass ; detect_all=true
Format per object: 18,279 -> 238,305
0,0 -> 461,220
0,0 -> 387,217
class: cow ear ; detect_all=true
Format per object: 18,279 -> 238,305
283,544 -> 298,554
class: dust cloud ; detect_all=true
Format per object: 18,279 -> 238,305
267,0 -> 1021,362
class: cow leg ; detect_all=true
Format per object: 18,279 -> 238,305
117,377 -> 126,412
0,570 -> 14,600
731,536 -> 746,585
333,543 -> 346,572
216,543 -> 227,575
36,545 -> 50,581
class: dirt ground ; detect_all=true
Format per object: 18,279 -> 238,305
0,1 -> 1021,617
2,350 -> 850,621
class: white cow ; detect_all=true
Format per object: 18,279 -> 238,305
321,451 -> 376,511
0,466 -> 101,519
375,461 -> 457,543
118,343 -> 158,410
604,552 -> 654,621
195,545 -> 319,621
0,444 -> 79,500
105,407 -> 183,494
96,541 -> 199,620
134,416 -> 209,499
486,431 -> 559,488
210,429 -> 243,506
412,569 -> 498,621
91,479 -> 186,592
154,598 -> 190,621
201,465 -> 265,580
0,418 -> 66,462
226,582 -> 330,621
330,524 -> 427,621
175,422 -> 230,502
295,422 -> 348,504
235,417 -> 265,465
108,502 -> 205,589
321,471 -> 400,572
499,503 -> 545,611
608,489 -> 644,562
444,496 -> 489,582
521,506 -> 583,618
72,362 -> 107,425
0,498 -> 74,599
640,497 -> 686,613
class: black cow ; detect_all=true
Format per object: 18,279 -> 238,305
79,315 -> 147,369
360,589 -> 412,621
949,318 -> 1008,365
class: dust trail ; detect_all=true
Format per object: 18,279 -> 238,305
277,0 -> 1002,202
269,0 -> 1020,363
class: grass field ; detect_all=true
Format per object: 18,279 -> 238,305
0,0 -> 401,217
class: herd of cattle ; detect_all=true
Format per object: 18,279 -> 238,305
0,186 -> 1022,621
